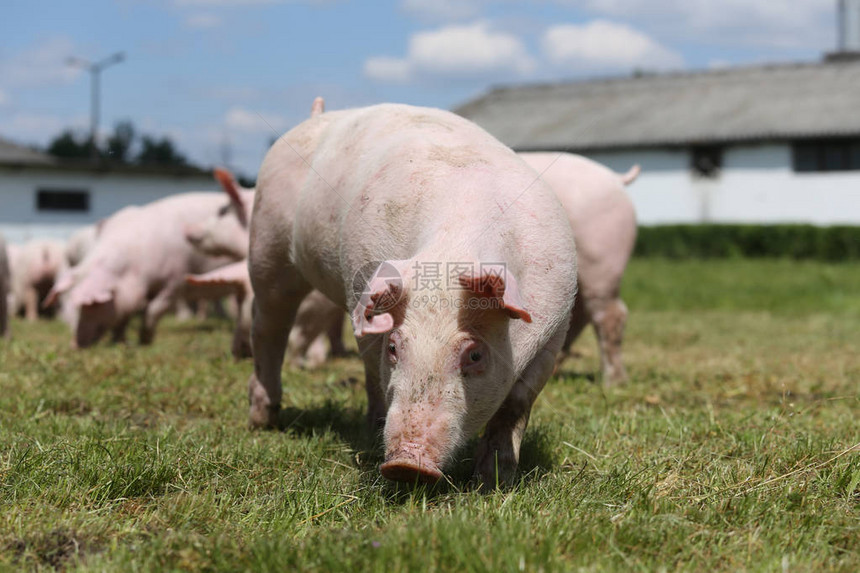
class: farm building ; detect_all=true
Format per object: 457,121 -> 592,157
0,138 -> 214,244
455,58 -> 860,225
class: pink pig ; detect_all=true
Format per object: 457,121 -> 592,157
46,193 -> 233,348
518,152 -> 638,385
8,239 -> 66,321
0,233 -> 9,338
187,261 -> 345,366
185,167 -> 346,362
247,101 -> 577,484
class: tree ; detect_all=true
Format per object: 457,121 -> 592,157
45,122 -> 197,169
105,120 -> 135,163
137,135 -> 188,167
46,130 -> 91,160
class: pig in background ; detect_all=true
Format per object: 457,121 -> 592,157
0,233 -> 10,338
46,192 -> 234,348
187,261 -> 345,367
7,239 -> 66,321
185,167 -> 346,364
65,224 -> 100,268
518,152 -> 638,386
247,100 -> 577,485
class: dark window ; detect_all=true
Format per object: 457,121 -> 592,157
691,146 -> 723,178
793,139 -> 860,172
36,189 -> 90,212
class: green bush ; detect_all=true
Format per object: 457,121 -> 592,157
634,225 -> 860,260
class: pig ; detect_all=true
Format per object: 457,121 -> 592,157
185,168 -> 254,261
45,193 -> 233,348
185,167 -> 346,362
65,225 -> 99,268
8,239 -> 66,321
187,262 -> 345,366
0,233 -> 9,338
518,152 -> 638,386
247,100 -> 577,485
186,261 -> 254,358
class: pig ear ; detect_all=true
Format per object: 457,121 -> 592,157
351,259 -> 411,337
186,262 -> 251,296
310,96 -> 325,117
69,270 -> 116,308
214,167 -> 248,227
458,264 -> 532,322
43,271 -> 75,308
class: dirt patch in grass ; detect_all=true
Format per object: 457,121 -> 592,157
6,529 -> 92,570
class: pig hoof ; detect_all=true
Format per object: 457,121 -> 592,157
379,460 -> 443,484
474,449 -> 517,487
248,405 -> 280,429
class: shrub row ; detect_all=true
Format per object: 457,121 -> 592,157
633,225 -> 860,260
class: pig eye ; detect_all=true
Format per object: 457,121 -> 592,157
387,341 -> 398,363
386,331 -> 402,364
461,341 -> 486,375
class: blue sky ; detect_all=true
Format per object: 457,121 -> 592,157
0,0 -> 839,177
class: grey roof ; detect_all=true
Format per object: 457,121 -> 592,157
0,137 -> 55,166
454,59 -> 860,151
0,135 -> 210,178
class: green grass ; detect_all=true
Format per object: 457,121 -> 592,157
1,259 -> 859,571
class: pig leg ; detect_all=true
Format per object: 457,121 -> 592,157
139,288 -> 177,345
195,300 -> 210,320
591,297 -> 629,386
285,325 -> 313,368
231,293 -> 253,360
111,316 -> 131,344
327,313 -> 347,357
174,298 -> 193,322
247,274 -> 312,429
0,290 -> 7,339
358,335 -> 386,431
303,334 -> 328,369
475,326 -> 568,486
23,287 -> 39,322
554,298 -> 590,372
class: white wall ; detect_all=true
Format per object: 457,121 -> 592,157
587,144 -> 860,225
0,168 -> 213,243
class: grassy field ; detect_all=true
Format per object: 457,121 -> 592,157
1,258 -> 859,571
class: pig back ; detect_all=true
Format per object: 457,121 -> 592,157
283,105 -> 577,323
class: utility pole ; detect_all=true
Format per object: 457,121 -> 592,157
67,52 -> 125,162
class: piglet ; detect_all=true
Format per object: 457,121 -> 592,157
8,239 -> 66,321
46,193 -> 233,347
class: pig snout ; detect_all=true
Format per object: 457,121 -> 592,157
379,405 -> 457,483
380,442 -> 444,483
184,223 -> 204,246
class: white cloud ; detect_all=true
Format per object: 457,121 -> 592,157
224,107 -> 288,134
365,22 -> 535,83
578,0 -> 833,49
185,12 -> 223,28
363,57 -> 412,83
0,37 -> 83,89
542,20 -> 683,70
400,0 -> 483,22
